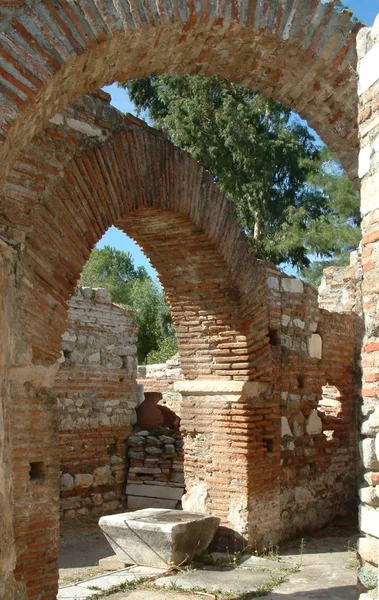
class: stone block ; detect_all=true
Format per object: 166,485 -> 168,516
127,496 -> 178,510
281,278 -> 304,294
74,473 -> 93,489
359,505 -> 379,539
126,484 -> 183,501
358,536 -> 379,566
99,508 -> 220,567
360,438 -> 379,470
308,334 -> 322,359
306,410 -> 322,436
93,465 -> 115,486
281,417 -> 293,438
99,555 -> 131,570
60,473 -> 74,491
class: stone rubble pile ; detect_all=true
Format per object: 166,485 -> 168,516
126,427 -> 185,510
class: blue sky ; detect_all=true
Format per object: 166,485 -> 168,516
97,1 -> 378,279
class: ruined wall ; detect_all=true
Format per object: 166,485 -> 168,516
318,251 -> 363,316
54,288 -> 138,517
356,18 -> 379,597
264,266 -> 358,541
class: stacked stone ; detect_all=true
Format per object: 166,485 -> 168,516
357,16 -> 379,599
126,428 -> 184,510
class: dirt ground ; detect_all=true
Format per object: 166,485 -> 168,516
59,515 -> 116,587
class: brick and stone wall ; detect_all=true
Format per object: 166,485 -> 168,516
356,17 -> 379,598
0,3 -> 369,594
54,288 -> 138,518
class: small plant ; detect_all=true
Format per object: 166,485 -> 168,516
298,537 -> 306,566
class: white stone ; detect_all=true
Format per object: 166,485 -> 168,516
306,410 -> 322,435
267,276 -> 279,291
376,432 -> 379,461
358,40 -> 379,94
369,407 -> 379,430
99,509 -> 220,568
74,473 -> 93,489
361,171 -> 379,216
359,505 -> 379,539
281,417 -> 293,438
308,334 -> 322,359
359,438 -> 379,470
359,145 -> 372,179
293,318 -> 305,329
359,485 -> 379,507
66,117 -> 105,138
60,473 -> 74,491
358,535 -> 378,567
62,331 -> 77,343
94,288 -> 112,303
93,465 -> 114,486
281,314 -> 291,327
182,481 -> 208,513
281,278 -> 304,294
49,113 -> 64,125
309,321 -> 318,333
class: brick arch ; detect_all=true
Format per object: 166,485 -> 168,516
16,98 -> 270,382
0,0 -> 362,181
3,94 -> 274,600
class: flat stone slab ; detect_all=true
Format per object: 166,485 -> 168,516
155,565 -> 277,593
58,566 -> 165,599
99,509 -> 220,568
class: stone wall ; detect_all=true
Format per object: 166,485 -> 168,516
54,288 -> 138,517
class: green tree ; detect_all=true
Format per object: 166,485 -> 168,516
80,246 -> 177,362
80,246 -> 146,303
122,75 -> 360,278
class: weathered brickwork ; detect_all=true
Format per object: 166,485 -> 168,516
0,89 -> 359,599
54,288 -> 138,517
356,17 -> 379,598
0,2 -> 371,598
0,0 -> 362,182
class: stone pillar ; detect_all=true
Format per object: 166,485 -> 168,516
357,16 -> 379,598
176,380 -> 280,550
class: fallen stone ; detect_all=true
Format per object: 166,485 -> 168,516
99,508 -> 220,568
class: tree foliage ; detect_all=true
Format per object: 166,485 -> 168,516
122,74 -> 360,282
80,246 -> 177,363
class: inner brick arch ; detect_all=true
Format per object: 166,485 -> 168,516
0,0 -> 363,181
2,98 -> 278,599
